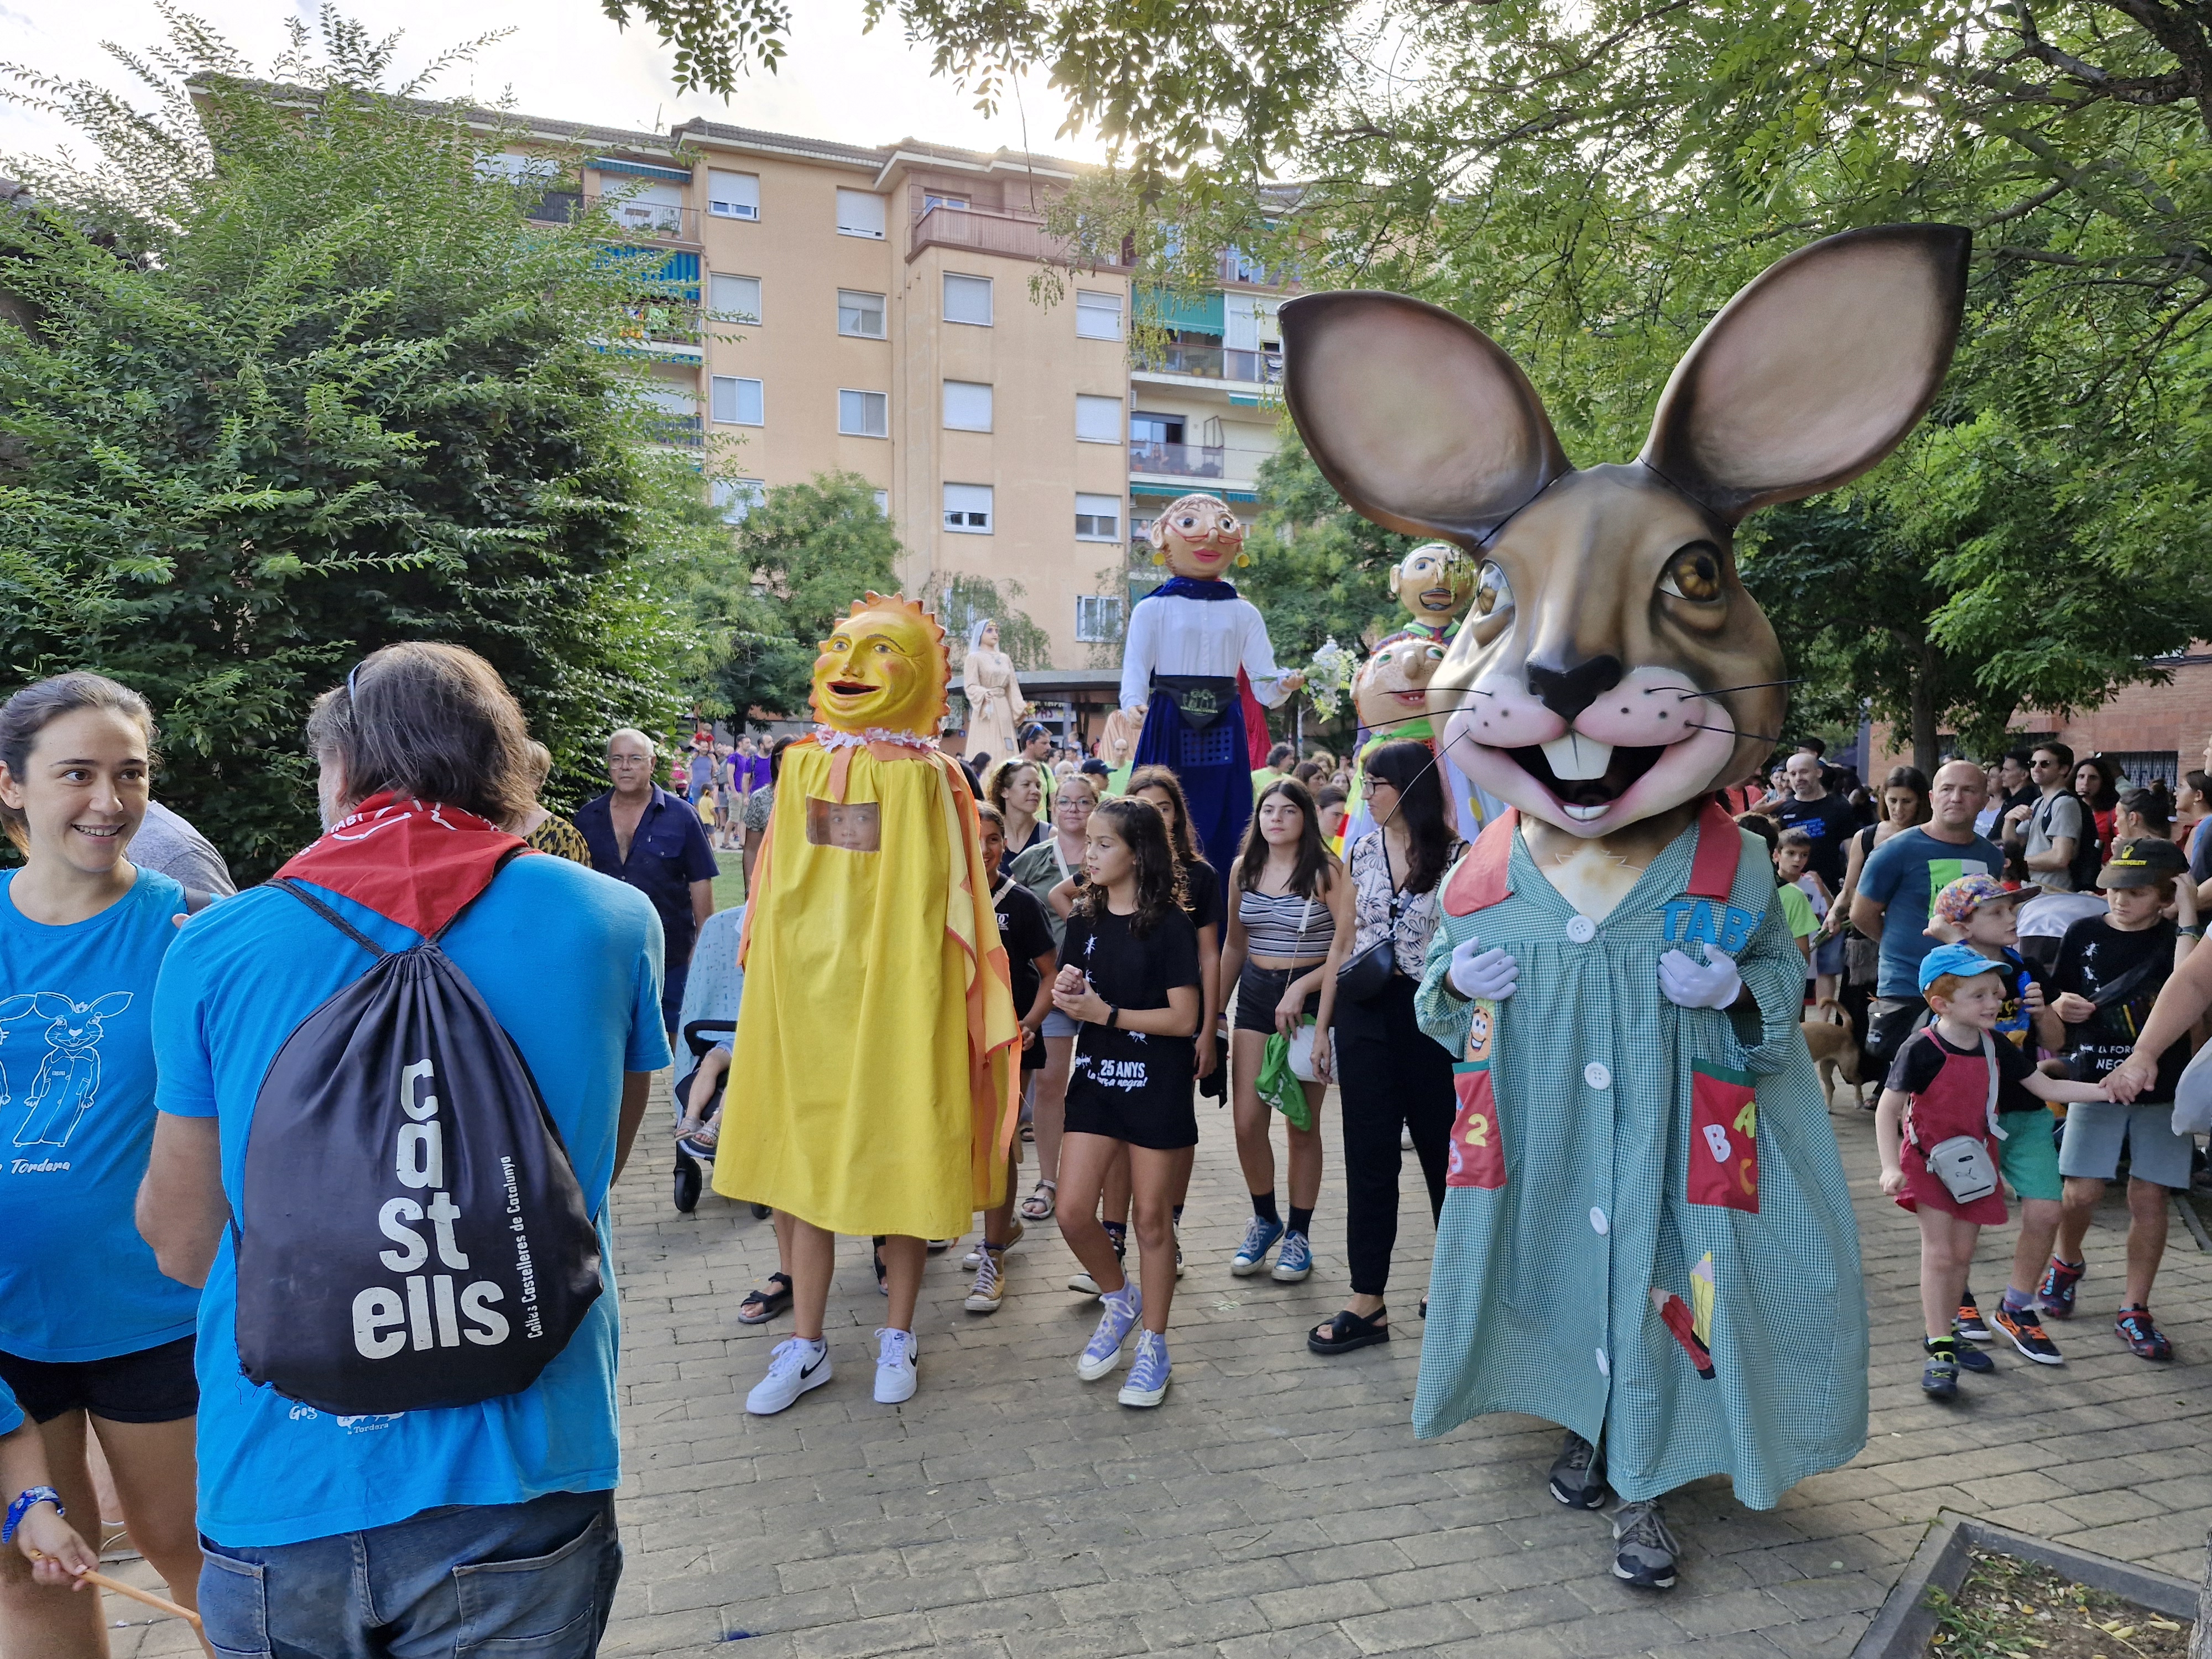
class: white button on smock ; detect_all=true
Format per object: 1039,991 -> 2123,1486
1589,1207 -> 1609,1236
1565,915 -> 1597,944
1583,1061 -> 1611,1091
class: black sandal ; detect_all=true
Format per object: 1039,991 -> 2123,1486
737,1272 -> 792,1325
1307,1307 -> 1390,1355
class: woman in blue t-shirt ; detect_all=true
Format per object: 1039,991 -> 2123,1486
0,673 -> 206,1648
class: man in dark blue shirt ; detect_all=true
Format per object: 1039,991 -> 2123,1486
576,727 -> 720,1036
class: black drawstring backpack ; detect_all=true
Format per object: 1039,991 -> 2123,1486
232,867 -> 603,1414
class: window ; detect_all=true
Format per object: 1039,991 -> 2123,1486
1074,493 -> 1121,541
838,389 -> 888,437
943,273 -> 993,326
712,478 -> 765,523
943,483 -> 993,533
1076,290 -> 1124,340
942,380 -> 993,431
873,489 -> 890,517
836,189 -> 886,238
708,273 -> 760,324
1075,395 -> 1123,444
922,190 -> 968,213
1076,594 -> 1124,643
1129,411 -> 1185,446
837,289 -> 885,338
709,375 -> 762,425
707,170 -> 759,220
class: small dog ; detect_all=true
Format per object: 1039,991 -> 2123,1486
1799,998 -> 1868,1108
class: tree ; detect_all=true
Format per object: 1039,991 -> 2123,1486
0,10 -> 698,871
1242,424 -> 1419,666
669,472 -> 904,729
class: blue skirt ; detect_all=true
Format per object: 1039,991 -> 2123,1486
1135,687 -> 1251,871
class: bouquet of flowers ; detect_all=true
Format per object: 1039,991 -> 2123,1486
1305,638 -> 1356,720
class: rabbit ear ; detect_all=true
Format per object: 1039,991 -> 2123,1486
31,993 -> 75,1019
88,992 -> 133,1017
1640,224 -> 1970,524
0,995 -> 33,1020
1281,291 -> 1571,544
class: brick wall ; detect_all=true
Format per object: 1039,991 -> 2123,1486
1865,654 -> 2212,780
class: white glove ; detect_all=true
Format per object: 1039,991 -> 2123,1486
1447,935 -> 1519,1001
1658,948 -> 1742,1010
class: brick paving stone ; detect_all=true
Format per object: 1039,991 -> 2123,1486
583,1072 -> 2212,1656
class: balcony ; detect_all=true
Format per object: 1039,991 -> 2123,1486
584,194 -> 702,245
644,411 -> 703,448
1133,343 -> 1283,385
1129,440 -> 1225,479
610,304 -> 705,362
908,202 -> 1133,269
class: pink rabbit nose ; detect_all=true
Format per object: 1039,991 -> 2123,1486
1525,655 -> 1624,723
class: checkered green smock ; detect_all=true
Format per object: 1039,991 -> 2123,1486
1413,817 -> 1866,1511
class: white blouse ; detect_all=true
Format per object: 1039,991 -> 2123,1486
1119,593 -> 1294,712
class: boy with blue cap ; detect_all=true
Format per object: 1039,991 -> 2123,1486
1874,943 -> 2110,1400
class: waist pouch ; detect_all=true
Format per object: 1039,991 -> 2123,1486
1150,674 -> 1238,730
1922,1135 -> 2000,1204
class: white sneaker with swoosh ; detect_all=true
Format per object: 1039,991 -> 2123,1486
745,1338 -> 831,1415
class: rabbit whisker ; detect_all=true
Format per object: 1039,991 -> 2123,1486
1688,722 -> 1785,743
1677,678 -> 1803,699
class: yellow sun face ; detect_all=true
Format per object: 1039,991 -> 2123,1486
810,593 -> 951,737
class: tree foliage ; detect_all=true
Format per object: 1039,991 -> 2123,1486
0,9 -> 700,872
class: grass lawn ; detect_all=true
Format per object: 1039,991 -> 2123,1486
711,848 -> 747,914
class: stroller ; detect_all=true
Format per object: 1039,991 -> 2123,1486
671,905 -> 765,1215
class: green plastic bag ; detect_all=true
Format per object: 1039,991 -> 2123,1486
1257,1023 -> 1316,1132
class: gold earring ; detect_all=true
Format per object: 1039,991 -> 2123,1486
1151,550 -> 1168,566
1234,552 -> 1251,567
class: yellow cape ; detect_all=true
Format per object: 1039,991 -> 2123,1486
710,739 -> 1021,1237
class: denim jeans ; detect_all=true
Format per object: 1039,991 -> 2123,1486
198,1489 -> 621,1658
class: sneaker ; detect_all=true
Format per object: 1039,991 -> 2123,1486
1954,1295 -> 1992,1343
2116,1305 -> 2173,1361
963,1220 -> 1022,1267
1994,1304 -> 2065,1365
1119,1330 -> 1171,1407
2038,1256 -> 2083,1318
873,1328 -> 919,1402
1610,1499 -> 1680,1590
1921,1342 -> 1959,1400
1232,1215 -> 1284,1276
1547,1431 -> 1608,1510
1070,1236 -> 1125,1297
745,1337 -> 832,1416
926,1238 -> 953,1254
1077,1287 -> 1142,1380
964,1246 -> 1006,1314
1271,1230 -> 1313,1283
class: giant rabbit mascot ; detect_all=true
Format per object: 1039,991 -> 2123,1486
1279,226 -> 1969,1590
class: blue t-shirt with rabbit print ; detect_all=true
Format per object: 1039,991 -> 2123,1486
0,867 -> 200,1363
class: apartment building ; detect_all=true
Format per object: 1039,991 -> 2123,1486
490,108 -> 1290,677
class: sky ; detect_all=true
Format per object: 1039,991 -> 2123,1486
0,0 -> 1107,165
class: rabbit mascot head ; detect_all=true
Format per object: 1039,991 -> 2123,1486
1282,226 -> 1969,848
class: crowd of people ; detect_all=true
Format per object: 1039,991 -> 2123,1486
5,638 -> 2211,1651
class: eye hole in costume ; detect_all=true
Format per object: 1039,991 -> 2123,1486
1425,644 -> 1447,661
805,798 -> 882,852
1659,541 -> 1725,603
1474,560 -> 1513,619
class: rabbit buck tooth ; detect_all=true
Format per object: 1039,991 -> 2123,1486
1541,733 -> 1614,781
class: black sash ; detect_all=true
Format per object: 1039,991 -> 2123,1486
1150,673 -> 1237,730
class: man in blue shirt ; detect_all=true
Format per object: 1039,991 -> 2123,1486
575,727 -> 719,1036
1850,760 -> 2002,1062
139,641 -> 666,1658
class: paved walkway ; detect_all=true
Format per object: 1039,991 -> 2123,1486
101,1079 -> 2212,1656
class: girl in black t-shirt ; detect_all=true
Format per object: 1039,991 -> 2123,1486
1053,797 -> 1201,1408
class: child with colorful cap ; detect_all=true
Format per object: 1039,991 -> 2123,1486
1875,943 -> 2110,1400
1923,874 -> 2070,1361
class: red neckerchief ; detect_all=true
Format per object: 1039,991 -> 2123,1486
276,792 -> 533,936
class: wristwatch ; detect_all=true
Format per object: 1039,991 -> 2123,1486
3,1486 -> 62,1545
1105,1005 -> 1121,1030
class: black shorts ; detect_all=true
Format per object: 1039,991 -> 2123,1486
1063,1030 -> 1199,1151
1233,961 -> 1323,1035
0,1334 -> 199,1425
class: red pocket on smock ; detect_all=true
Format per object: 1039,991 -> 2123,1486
1448,1062 -> 1505,1189
1688,1062 -> 1758,1212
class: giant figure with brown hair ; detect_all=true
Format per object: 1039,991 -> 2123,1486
1281,225 -> 1971,1590
713,595 -> 1021,1413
